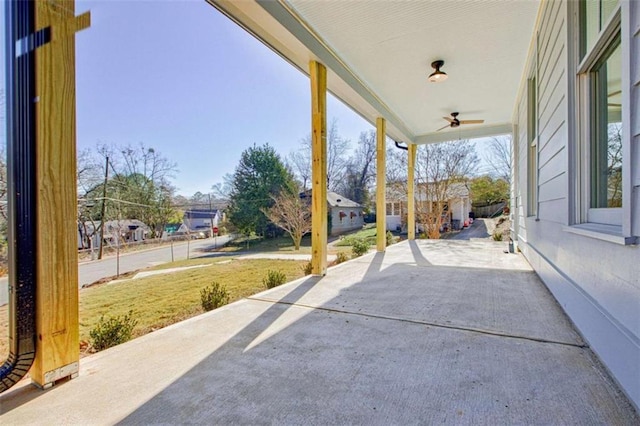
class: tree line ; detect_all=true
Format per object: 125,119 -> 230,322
0,104 -> 512,252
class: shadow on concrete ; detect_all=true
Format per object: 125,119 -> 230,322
408,239 -> 432,266
113,243 -> 638,425
3,242 -> 637,424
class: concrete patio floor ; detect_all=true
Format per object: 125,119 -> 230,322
1,240 -> 638,424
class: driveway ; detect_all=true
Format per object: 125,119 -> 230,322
449,218 -> 494,240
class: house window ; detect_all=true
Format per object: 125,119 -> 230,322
577,1 -> 623,226
386,202 -> 403,216
590,38 -> 622,209
527,76 -> 538,217
580,0 -> 618,59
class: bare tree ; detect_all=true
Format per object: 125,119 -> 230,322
287,149 -> 311,190
607,123 -> 622,207
263,191 -> 311,251
386,143 -> 408,184
416,140 -> 478,239
211,173 -> 233,200
76,148 -> 106,250
81,142 -> 179,238
483,136 -> 512,183
294,118 -> 351,192
336,130 -> 377,206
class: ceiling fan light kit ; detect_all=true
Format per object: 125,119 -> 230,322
436,112 -> 485,131
426,61 -> 484,132
428,60 -> 448,83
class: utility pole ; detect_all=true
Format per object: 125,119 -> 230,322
209,193 -> 214,238
97,156 -> 109,259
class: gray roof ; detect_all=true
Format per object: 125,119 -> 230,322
327,192 -> 361,208
386,182 -> 470,202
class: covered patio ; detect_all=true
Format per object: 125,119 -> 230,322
3,0 -> 639,418
1,240 -> 637,423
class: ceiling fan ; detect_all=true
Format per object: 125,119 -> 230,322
437,112 -> 484,131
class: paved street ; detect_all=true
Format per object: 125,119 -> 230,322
0,235 -> 232,306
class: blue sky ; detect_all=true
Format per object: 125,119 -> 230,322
1,1 -> 496,197
73,0 -> 372,196
1,0 -> 371,196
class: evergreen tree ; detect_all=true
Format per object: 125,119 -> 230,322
228,144 -> 295,236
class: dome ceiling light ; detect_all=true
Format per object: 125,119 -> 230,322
428,60 -> 448,83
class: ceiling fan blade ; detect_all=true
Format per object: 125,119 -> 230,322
436,124 -> 451,131
459,120 -> 484,124
442,116 -> 454,123
608,103 -> 621,107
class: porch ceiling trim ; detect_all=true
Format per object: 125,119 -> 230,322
208,0 -> 538,146
413,123 -> 513,145
208,0 -> 415,143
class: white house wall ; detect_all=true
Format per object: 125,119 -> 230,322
514,0 -> 640,409
632,0 -> 640,237
331,207 -> 363,236
516,87 -> 528,244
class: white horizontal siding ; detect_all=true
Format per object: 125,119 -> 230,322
539,172 -> 567,203
516,93 -> 528,240
539,96 -> 566,153
512,1 -> 640,409
536,0 -> 567,224
537,197 -> 567,224
632,0 -> 640,237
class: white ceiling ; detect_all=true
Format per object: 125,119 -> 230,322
209,0 -> 541,144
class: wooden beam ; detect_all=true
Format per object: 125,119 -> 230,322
407,143 -> 416,240
310,61 -> 327,275
376,118 -> 386,252
31,0 -> 86,389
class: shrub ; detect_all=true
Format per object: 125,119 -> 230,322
302,261 -> 313,275
335,251 -> 349,264
200,282 -> 230,311
351,239 -> 370,257
386,231 -> 394,246
264,269 -> 287,289
89,310 -> 138,351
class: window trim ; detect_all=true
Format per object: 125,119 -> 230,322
576,5 -> 622,227
570,1 -> 636,243
526,72 -> 538,218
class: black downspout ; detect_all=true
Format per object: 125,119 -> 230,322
394,141 -> 408,151
0,0 -> 38,393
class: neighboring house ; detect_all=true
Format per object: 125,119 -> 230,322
327,191 -> 364,236
509,1 -> 640,409
183,209 -> 221,236
163,222 -> 189,238
78,219 -> 150,249
386,183 -> 472,233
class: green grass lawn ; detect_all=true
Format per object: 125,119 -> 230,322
334,226 -> 378,247
0,233 -> 363,359
78,257 -> 307,348
221,233 -> 350,256
223,234 -> 314,253
0,257 -> 307,359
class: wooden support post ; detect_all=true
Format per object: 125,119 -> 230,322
376,118 -> 386,252
31,0 -> 90,389
407,143 -> 416,240
310,61 -> 327,275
